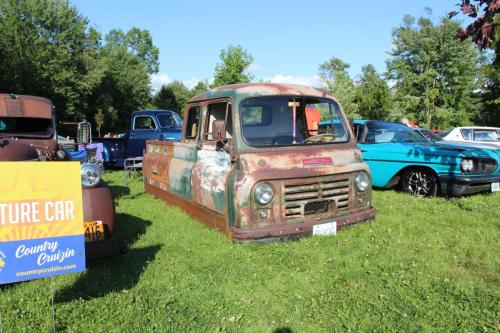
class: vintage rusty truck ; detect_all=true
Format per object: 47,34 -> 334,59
144,83 -> 376,240
0,93 -> 118,259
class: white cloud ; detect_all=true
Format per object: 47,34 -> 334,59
150,73 -> 171,91
183,77 -> 201,90
263,74 -> 324,88
247,63 -> 262,73
151,74 -> 208,91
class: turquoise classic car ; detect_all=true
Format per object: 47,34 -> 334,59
340,120 -> 500,197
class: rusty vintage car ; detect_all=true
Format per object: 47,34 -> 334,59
144,83 -> 376,240
0,93 -> 118,259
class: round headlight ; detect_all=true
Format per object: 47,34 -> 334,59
81,163 -> 102,188
355,172 -> 370,191
460,158 -> 474,172
56,150 -> 66,160
254,182 -> 274,205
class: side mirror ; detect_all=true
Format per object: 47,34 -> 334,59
212,120 -> 226,142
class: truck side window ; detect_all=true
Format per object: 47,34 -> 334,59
185,106 -> 200,139
205,102 -> 232,141
134,116 -> 156,130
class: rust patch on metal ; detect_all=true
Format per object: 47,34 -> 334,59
0,139 -> 39,161
145,183 -> 229,235
232,208 -> 376,240
0,94 -> 53,119
82,185 -> 115,234
190,83 -> 333,103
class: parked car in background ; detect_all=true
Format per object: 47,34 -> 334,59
144,83 -> 376,240
93,109 -> 182,167
438,127 -> 500,148
57,134 -> 75,149
0,93 -> 118,259
351,120 -> 500,197
414,127 -> 500,150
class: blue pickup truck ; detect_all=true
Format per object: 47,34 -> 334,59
95,109 -> 182,167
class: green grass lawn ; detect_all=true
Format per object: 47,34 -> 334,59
1,171 -> 499,332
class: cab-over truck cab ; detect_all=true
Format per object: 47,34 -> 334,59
0,93 -> 117,259
144,84 -> 376,240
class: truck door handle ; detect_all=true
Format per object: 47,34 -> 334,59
130,133 -> 136,137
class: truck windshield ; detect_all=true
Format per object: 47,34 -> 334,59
0,117 -> 53,137
157,113 -> 182,128
240,97 -> 348,147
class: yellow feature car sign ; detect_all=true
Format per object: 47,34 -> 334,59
0,162 -> 86,284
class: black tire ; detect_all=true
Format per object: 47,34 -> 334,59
401,169 -> 438,197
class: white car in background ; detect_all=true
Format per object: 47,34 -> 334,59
57,135 -> 76,150
438,127 -> 500,148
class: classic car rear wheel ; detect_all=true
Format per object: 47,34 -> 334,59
402,169 -> 438,197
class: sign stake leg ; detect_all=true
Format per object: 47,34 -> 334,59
51,277 -> 56,333
0,304 -> 3,333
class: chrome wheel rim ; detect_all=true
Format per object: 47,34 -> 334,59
406,171 -> 435,197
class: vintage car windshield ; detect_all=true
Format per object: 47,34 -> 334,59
437,129 -> 452,138
157,113 -> 182,128
365,122 -> 426,143
417,128 -> 443,142
240,96 -> 348,147
0,117 -> 53,137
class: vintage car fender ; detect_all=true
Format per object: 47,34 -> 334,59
82,183 -> 119,260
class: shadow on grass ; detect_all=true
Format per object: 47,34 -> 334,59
273,328 -> 294,333
108,184 -> 130,199
56,213 -> 160,303
114,213 -> 151,248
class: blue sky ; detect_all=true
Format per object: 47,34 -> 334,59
71,0 -> 464,90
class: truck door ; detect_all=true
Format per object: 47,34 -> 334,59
191,100 -> 233,215
166,105 -> 201,199
156,112 -> 182,141
129,115 -> 159,157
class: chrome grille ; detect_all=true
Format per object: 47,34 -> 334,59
284,177 -> 350,218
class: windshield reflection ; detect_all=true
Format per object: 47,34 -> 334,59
365,122 -> 426,143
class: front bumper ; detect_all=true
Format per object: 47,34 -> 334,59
439,174 -> 500,196
231,208 -> 376,241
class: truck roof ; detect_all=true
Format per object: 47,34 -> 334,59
131,109 -> 177,115
189,83 -> 335,103
0,94 -> 53,119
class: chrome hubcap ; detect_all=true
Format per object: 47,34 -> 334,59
407,171 -> 434,197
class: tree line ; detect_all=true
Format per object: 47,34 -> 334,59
0,0 -> 160,135
0,0 -> 497,136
